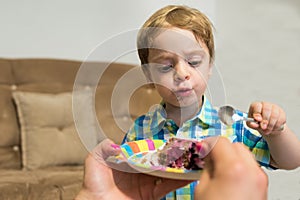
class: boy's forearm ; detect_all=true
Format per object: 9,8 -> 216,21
264,126 -> 300,169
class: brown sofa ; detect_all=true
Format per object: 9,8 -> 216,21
0,58 -> 160,200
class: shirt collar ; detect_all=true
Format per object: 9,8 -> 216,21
198,96 -> 219,126
144,96 -> 220,134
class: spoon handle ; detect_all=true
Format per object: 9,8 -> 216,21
243,117 -> 255,122
243,117 -> 284,131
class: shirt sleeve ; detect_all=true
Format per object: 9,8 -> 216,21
232,110 -> 271,167
242,124 -> 271,168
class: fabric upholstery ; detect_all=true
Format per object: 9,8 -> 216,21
0,58 -> 161,199
12,91 -> 89,170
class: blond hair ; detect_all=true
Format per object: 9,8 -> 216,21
137,5 -> 215,65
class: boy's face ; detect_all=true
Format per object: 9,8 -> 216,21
144,28 -> 212,108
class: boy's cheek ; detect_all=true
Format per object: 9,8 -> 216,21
149,74 -> 171,86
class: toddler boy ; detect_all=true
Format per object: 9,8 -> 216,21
123,5 -> 300,200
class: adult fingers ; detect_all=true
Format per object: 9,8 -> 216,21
93,139 -> 121,159
202,137 -> 238,175
232,143 -> 258,166
233,143 -> 269,198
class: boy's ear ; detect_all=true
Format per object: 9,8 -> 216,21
142,66 -> 153,82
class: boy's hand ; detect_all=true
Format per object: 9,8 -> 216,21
247,101 -> 286,135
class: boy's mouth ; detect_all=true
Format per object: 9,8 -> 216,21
174,88 -> 194,97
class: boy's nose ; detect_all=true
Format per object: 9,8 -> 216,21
174,63 -> 190,81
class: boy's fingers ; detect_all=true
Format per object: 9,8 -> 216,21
249,102 -> 263,121
261,103 -> 272,121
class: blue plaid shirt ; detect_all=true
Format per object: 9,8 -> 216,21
122,96 -> 270,200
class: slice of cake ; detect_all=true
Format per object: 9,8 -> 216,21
157,137 -> 204,170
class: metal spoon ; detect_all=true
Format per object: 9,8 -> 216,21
218,105 -> 284,131
218,105 -> 255,126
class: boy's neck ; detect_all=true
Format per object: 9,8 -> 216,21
165,100 -> 203,126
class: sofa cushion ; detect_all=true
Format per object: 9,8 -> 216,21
0,85 -> 21,169
0,146 -> 21,169
12,91 -> 89,170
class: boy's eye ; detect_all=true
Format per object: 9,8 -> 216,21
188,60 -> 202,67
158,65 -> 173,73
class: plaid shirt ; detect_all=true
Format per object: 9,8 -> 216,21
122,96 -> 270,200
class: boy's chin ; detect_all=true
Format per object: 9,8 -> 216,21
174,99 -> 201,109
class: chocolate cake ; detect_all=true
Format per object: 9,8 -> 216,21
157,137 -> 204,170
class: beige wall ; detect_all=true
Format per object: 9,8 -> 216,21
215,0 -> 300,199
0,0 -> 215,64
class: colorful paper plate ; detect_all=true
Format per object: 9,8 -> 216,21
106,139 -> 202,180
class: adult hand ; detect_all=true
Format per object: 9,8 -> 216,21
195,137 -> 268,200
75,139 -> 192,200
